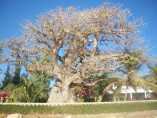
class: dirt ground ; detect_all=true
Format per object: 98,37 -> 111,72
1,110 -> 157,118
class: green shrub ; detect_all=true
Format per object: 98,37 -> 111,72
0,102 -> 157,115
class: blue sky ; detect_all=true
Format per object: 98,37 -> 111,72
0,0 -> 157,81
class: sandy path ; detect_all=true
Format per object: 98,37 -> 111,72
20,110 -> 157,118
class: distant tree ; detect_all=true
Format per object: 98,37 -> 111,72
0,82 -> 2,88
4,3 -> 147,103
11,64 -> 21,85
2,64 -> 12,88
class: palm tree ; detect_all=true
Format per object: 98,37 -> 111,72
146,65 -> 157,97
102,50 -> 157,101
8,77 -> 48,102
148,65 -> 157,85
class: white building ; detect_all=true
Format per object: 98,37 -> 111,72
107,85 -> 153,101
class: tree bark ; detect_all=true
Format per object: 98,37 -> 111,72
47,80 -> 74,103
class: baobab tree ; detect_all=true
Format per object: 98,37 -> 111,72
4,3 -> 146,103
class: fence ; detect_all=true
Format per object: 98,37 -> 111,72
0,100 -> 157,106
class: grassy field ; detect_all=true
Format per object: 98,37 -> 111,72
0,102 -> 157,115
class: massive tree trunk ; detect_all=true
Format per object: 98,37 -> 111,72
47,79 -> 75,103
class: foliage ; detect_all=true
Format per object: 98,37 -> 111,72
2,64 -> 12,88
72,84 -> 87,102
27,53 -> 54,102
11,64 -> 21,85
29,72 -> 52,102
30,53 -> 53,92
2,53 -> 53,103
72,84 -> 97,102
0,83 -> 16,102
88,72 -> 111,101
148,65 -> 157,85
0,102 -> 157,115
8,77 -> 48,103
2,83 -> 17,92
3,53 -> 53,103
72,84 -> 87,97
147,65 -> 157,95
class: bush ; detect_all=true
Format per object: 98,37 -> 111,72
0,102 -> 157,115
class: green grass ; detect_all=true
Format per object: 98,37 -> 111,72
0,102 -> 157,115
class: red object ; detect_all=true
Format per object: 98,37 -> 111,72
88,86 -> 91,89
1,93 -> 5,98
128,98 -> 137,101
89,92 -> 93,98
